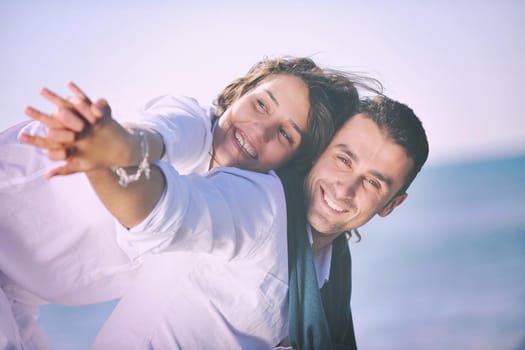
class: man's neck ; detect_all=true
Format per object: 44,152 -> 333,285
310,226 -> 342,253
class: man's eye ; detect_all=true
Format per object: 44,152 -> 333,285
367,178 -> 380,189
279,128 -> 293,144
337,156 -> 349,166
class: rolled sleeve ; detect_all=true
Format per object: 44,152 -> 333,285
116,162 -> 285,261
132,95 -> 213,174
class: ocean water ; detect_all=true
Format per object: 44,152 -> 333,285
38,155 -> 525,349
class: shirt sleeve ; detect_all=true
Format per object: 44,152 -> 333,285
20,95 -> 213,175
131,95 -> 214,174
116,162 -> 285,261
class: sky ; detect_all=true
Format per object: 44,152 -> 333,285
1,0 -> 524,167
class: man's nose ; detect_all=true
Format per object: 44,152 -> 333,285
336,175 -> 360,199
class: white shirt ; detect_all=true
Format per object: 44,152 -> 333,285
309,225 -> 333,288
0,96 -> 213,304
94,165 -> 289,349
1,95 -> 290,349
0,96 -> 212,348
0,286 -> 22,350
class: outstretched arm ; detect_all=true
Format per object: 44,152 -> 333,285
21,82 -> 165,228
21,82 -> 166,177
84,165 -> 165,229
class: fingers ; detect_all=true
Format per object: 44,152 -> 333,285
40,87 -> 74,109
46,166 -> 63,178
19,133 -> 73,161
48,127 -> 77,143
37,86 -> 89,133
26,103 -> 87,133
41,82 -> 99,125
27,82 -> 109,149
67,81 -> 91,104
41,82 -> 92,109
47,148 -> 72,161
19,133 -> 62,151
46,162 -> 81,178
23,104 -> 84,149
67,81 -> 101,125
54,105 -> 87,132
24,106 -> 63,129
92,99 -> 111,120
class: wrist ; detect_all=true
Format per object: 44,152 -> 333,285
111,128 -> 151,188
123,127 -> 144,167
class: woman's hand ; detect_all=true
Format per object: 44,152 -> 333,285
20,82 -> 138,177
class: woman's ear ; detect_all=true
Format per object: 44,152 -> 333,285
378,193 -> 408,217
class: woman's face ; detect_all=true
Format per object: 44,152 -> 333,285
211,74 -> 310,172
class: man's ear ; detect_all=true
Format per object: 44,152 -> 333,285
378,193 -> 408,217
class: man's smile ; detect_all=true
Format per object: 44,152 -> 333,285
321,187 -> 349,213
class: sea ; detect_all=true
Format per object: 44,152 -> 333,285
38,155 -> 525,350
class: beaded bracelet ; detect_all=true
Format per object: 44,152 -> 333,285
111,129 -> 150,188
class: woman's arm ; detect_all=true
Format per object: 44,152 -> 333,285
21,82 -> 166,228
115,163 -> 287,261
85,166 -> 165,229
22,86 -> 213,176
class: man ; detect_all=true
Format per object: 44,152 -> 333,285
281,96 -> 428,349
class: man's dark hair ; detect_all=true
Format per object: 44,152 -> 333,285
358,96 -> 429,195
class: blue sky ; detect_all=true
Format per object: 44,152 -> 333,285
1,1 -> 524,165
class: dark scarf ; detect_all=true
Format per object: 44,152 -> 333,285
278,168 -> 357,350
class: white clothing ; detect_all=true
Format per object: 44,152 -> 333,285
132,94 -> 214,175
0,279 -> 51,350
94,164 -> 289,349
307,225 -> 333,288
0,96 -> 214,348
0,95 -> 212,303
0,285 -> 23,350
0,121 -> 136,305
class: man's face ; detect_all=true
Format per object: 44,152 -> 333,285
305,114 -> 413,240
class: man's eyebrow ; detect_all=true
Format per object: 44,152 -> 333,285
335,144 -> 393,188
369,170 -> 393,189
335,144 -> 358,162
288,119 -> 304,137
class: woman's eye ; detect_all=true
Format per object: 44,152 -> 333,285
257,99 -> 267,112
